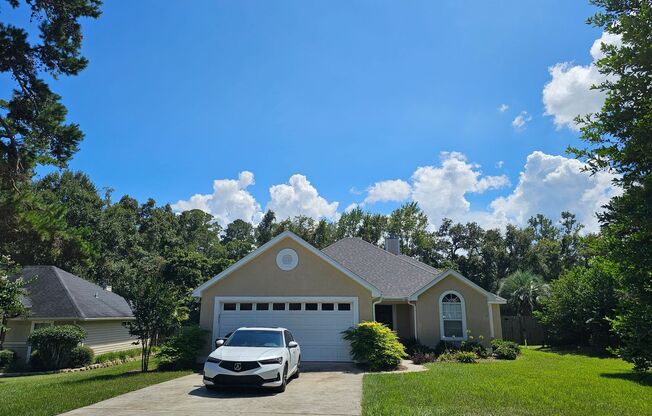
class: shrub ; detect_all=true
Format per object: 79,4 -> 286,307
494,345 -> 518,360
68,346 -> 94,368
491,339 -> 521,355
433,340 -> 460,355
342,322 -> 407,371
0,349 -> 15,367
410,352 -> 437,364
461,340 -> 489,358
454,351 -> 477,363
400,338 -> 434,355
157,325 -> 208,370
437,351 -> 457,362
28,325 -> 86,370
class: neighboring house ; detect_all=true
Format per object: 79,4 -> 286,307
193,231 -> 506,362
3,266 -> 137,362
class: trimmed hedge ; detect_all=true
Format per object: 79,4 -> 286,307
68,346 -> 94,368
342,322 -> 407,371
491,339 -> 521,360
28,325 -> 86,370
0,349 -> 15,367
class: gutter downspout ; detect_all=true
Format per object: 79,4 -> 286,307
408,300 -> 418,340
372,297 -> 383,321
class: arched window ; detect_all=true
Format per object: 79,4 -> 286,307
439,291 -> 467,340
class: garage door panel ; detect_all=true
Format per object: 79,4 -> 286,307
215,298 -> 356,362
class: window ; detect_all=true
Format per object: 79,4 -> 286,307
283,330 -> 294,345
225,330 -> 283,347
337,303 -> 351,311
239,303 -> 253,311
223,303 -> 236,311
289,303 -> 301,311
273,303 -> 286,311
321,303 -> 334,311
256,303 -> 269,310
440,292 -> 466,339
305,303 -> 318,311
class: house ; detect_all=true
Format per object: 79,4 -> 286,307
3,266 -> 137,362
193,231 -> 506,362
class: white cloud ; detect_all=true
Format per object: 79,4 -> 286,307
499,104 -> 509,113
364,179 -> 412,204
496,160 -> 505,169
409,152 -> 510,224
489,151 -> 620,232
171,171 -> 262,227
543,31 -> 622,131
267,174 -> 339,221
512,111 -> 532,132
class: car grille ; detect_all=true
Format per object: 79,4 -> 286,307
218,360 -> 260,372
208,374 -> 278,386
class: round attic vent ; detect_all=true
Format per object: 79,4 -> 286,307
276,248 -> 298,271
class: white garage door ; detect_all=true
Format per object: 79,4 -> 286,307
213,297 -> 358,361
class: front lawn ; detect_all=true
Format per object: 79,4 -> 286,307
0,359 -> 191,416
363,347 -> 651,416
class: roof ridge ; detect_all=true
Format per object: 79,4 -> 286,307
51,266 -> 87,319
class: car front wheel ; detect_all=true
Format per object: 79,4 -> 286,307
275,363 -> 288,393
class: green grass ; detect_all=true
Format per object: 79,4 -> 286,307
363,347 -> 652,416
0,359 -> 191,416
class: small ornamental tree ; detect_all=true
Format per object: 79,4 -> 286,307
126,273 -> 184,372
28,325 -> 86,370
0,255 -> 28,350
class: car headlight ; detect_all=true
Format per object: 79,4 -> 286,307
259,357 -> 283,365
206,356 -> 221,364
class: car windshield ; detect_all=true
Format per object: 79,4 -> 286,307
224,330 -> 284,348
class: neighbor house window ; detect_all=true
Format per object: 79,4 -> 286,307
440,292 -> 466,339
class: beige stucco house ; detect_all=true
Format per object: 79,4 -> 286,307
3,266 -> 137,362
193,231 -> 505,361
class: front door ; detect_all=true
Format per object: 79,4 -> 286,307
375,304 -> 394,329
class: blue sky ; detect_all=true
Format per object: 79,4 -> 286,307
4,1 -> 620,231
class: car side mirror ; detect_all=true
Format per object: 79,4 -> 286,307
215,339 -> 225,348
287,341 -> 298,348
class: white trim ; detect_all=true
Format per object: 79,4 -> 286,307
409,269 -> 507,304
439,291 -> 468,341
211,296 -> 359,347
408,300 -> 418,340
193,231 -> 381,297
488,302 -> 495,338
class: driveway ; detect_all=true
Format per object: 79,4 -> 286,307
62,363 -> 363,416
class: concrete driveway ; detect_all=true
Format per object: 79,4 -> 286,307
62,363 -> 363,416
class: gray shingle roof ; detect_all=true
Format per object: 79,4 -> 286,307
13,266 -> 133,319
322,238 -> 442,298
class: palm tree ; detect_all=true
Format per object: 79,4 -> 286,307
499,271 -> 549,344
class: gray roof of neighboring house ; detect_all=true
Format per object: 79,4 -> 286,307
322,238 -> 442,298
13,266 -> 133,319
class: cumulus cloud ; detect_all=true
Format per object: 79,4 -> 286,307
543,31 -> 622,131
496,160 -> 505,169
267,174 -> 339,221
171,171 -> 262,227
490,151 -> 620,232
498,104 -> 509,113
364,180 -> 412,204
411,152 -> 510,222
512,111 -> 532,132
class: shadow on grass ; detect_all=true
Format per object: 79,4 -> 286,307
600,372 -> 652,387
60,369 -> 173,386
533,346 -> 613,359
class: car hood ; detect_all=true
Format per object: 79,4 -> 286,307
209,346 -> 285,361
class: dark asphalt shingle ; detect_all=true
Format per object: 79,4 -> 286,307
322,238 -> 442,298
13,266 -> 133,319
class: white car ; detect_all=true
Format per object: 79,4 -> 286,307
203,327 -> 301,392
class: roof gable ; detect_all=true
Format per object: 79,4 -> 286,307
16,266 -> 134,319
408,269 -> 506,303
192,231 -> 381,297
